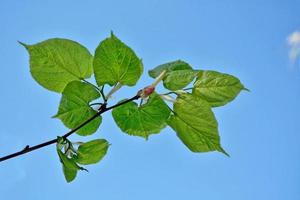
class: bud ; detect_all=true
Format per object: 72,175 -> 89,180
138,85 -> 155,98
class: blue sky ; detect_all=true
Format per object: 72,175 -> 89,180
0,0 -> 299,199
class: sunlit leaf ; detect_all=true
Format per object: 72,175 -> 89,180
20,38 -> 93,93
168,93 -> 228,155
148,60 -> 192,78
149,60 -> 198,90
163,69 -> 198,90
112,93 -> 171,139
57,149 -> 80,183
75,139 -> 109,165
53,81 -> 101,136
93,32 -> 143,86
193,70 -> 246,107
62,165 -> 77,183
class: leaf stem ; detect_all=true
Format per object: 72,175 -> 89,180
161,87 -> 193,96
183,87 -> 193,91
0,94 -> 140,163
165,103 -> 175,114
89,102 -> 103,107
139,98 -> 144,107
100,85 -> 107,102
81,79 -> 102,94
159,94 -> 176,103
151,70 -> 166,87
106,82 -> 122,100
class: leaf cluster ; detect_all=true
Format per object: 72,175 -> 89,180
21,32 -> 247,182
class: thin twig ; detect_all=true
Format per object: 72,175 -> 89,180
0,94 -> 140,163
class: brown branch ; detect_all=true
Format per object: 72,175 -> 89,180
0,94 -> 140,163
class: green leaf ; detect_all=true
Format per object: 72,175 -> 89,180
56,139 -> 88,182
163,69 -> 198,90
93,32 -> 143,86
20,38 -> 93,93
193,70 -> 246,107
148,60 -> 192,78
57,149 -> 80,183
57,149 -> 80,171
58,151 -> 78,183
148,60 -> 198,90
112,93 -> 171,139
62,165 -> 77,183
60,156 -> 78,183
53,81 -> 101,136
167,93 -> 228,155
75,139 -> 109,165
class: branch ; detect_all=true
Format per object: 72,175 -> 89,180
0,94 -> 140,163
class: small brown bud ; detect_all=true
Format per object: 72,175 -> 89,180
139,85 -> 155,98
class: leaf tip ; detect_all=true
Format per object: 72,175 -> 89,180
81,167 -> 89,172
218,147 -> 230,157
243,87 -> 250,92
18,41 -> 29,49
66,179 -> 73,183
51,113 -> 59,119
110,30 -> 115,38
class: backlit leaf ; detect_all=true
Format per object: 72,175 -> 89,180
20,38 -> 93,93
149,60 -> 198,90
168,93 -> 228,155
193,70 -> 246,107
93,33 -> 143,86
57,149 -> 80,183
148,60 -> 192,78
53,81 -> 101,136
75,139 -> 109,165
112,93 -> 171,139
62,165 -> 77,183
163,69 -> 198,90
56,139 -> 88,183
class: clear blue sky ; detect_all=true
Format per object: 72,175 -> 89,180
0,1 -> 299,199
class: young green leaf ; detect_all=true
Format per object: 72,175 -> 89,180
57,149 -> 81,183
168,93 -> 228,155
148,60 -> 192,78
93,32 -> 143,86
62,165 -> 77,183
163,69 -> 198,90
148,60 -> 198,90
112,93 -> 171,139
56,143 -> 83,183
193,70 -> 246,107
53,81 -> 101,136
75,139 -> 109,165
20,38 -> 93,93
56,138 -> 88,182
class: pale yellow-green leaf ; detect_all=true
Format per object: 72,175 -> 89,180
193,70 -> 246,107
21,38 -> 93,93
168,93 -> 228,155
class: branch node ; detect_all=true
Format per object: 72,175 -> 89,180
22,145 -> 30,152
